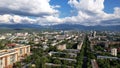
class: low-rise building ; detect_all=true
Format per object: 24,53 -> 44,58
0,36 -> 6,40
57,44 -> 66,50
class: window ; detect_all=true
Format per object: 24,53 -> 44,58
27,47 -> 29,53
20,48 -> 22,54
10,54 -> 15,64
0,58 -> 2,67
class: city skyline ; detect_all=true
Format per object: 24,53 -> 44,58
0,1 -> 120,67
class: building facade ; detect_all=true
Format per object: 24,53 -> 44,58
0,44 -> 30,68
57,44 -> 66,50
111,48 -> 117,56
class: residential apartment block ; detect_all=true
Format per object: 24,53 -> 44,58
0,44 -> 30,68
57,44 -> 66,51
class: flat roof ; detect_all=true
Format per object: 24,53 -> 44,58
0,50 -> 17,57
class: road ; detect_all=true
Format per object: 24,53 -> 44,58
82,56 -> 87,68
22,60 -> 34,68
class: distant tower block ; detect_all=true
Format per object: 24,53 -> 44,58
93,31 -> 96,38
77,42 -> 83,50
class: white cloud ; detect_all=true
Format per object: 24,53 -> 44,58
0,15 -> 11,23
114,7 -> 120,16
0,14 -> 36,24
0,0 -> 62,25
68,0 -> 104,13
0,14 -> 63,25
0,0 -> 120,26
52,5 -> 61,9
65,0 -> 120,26
0,0 -> 59,16
36,16 -> 63,25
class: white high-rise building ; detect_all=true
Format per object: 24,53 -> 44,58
93,31 -> 96,38
111,48 -> 117,56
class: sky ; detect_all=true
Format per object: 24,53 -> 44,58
0,0 -> 120,26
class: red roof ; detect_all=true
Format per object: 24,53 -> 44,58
6,43 -> 16,47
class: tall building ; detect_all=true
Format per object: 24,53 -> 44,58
93,31 -> 96,38
77,42 -> 83,50
111,48 -> 117,56
91,31 -> 96,38
0,44 -> 30,68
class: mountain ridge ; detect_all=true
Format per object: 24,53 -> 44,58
0,23 -> 119,31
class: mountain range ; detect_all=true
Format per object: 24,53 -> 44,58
0,24 -> 119,31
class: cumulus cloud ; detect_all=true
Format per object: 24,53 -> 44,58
0,14 -> 36,24
0,14 -> 63,25
68,0 -> 104,13
0,0 -> 120,26
114,7 -> 120,16
0,0 -> 59,16
0,0 -> 62,25
0,14 -> 12,23
64,0 -> 120,26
